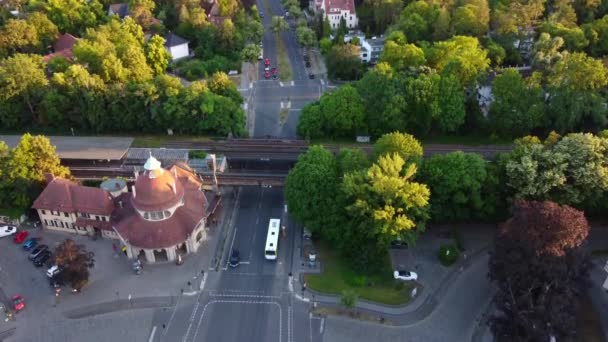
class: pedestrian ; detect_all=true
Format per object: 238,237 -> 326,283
163,324 -> 166,329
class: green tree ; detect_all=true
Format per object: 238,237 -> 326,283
145,34 -> 171,76
297,103 -> 323,139
342,153 -> 430,248
394,0 -> 439,43
218,0 -> 239,17
340,289 -> 358,310
379,36 -> 426,71
4,134 -> 70,207
326,44 -> 364,80
0,54 -> 48,126
425,36 -> 490,86
436,74 -> 465,133
452,0 -> 489,37
296,26 -> 317,49
0,19 -> 39,55
419,152 -> 489,222
372,131 -> 423,164
285,145 -> 341,239
41,0 -> 106,35
584,15 -> 608,57
270,15 -> 289,35
241,43 -> 261,62
318,85 -> 364,137
547,52 -> 607,92
490,69 -> 544,137
129,0 -> 156,29
337,148 -> 370,174
28,12 -> 59,51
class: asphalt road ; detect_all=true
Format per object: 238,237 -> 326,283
157,187 -> 322,342
252,0 -> 324,138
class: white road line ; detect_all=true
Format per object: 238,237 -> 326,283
199,272 -> 208,290
238,261 -> 251,265
290,81 -> 294,86
191,300 -> 282,342
279,82 -> 284,87
162,292 -> 184,338
288,305 -> 293,342
309,314 -> 313,342
320,318 -> 324,334
295,294 -> 310,302
148,326 -> 157,342
210,293 -> 281,299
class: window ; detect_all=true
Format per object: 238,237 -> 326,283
64,212 -> 68,217
44,219 -> 48,225
42,210 -> 46,215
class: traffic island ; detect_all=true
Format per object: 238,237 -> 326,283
303,244 -> 415,306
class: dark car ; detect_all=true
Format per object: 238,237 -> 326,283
305,61 -> 311,68
229,249 -> 240,268
49,273 -> 65,288
303,55 -> 310,62
29,244 -> 48,260
308,73 -> 315,79
33,251 -> 51,267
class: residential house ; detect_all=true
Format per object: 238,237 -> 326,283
311,0 -> 357,29
108,3 -> 129,19
200,0 -> 226,26
164,32 -> 190,61
42,33 -> 78,63
343,32 -> 385,64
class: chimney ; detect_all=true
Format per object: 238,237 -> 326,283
132,185 -> 137,198
44,173 -> 55,184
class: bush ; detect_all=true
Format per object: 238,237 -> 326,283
438,244 -> 460,266
188,150 -> 208,159
345,274 -> 367,288
176,56 -> 238,81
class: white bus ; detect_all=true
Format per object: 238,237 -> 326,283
264,218 -> 281,260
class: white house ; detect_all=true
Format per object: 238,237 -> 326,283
164,32 -> 190,61
343,32 -> 385,64
312,0 -> 358,29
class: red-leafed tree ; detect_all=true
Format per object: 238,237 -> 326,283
52,239 -> 94,291
488,200 -> 591,341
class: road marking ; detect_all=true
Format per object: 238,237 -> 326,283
288,275 -> 293,292
288,305 -> 293,342
320,317 -> 325,333
249,82 -> 253,89
309,313 -> 313,342
320,79 -> 325,86
148,326 -> 157,342
295,293 -> 310,302
290,81 -> 294,86
279,82 -> 284,87
183,291 -> 197,296
286,101 -> 291,108
199,272 -> 208,290
210,293 -> 281,299
238,261 -> 251,265
243,103 -> 248,111
280,101 -> 284,109
191,300 -> 282,342
162,291 -> 184,338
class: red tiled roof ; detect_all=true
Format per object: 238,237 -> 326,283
54,33 -> 78,51
132,168 -> 185,212
324,0 -> 355,14
43,49 -> 74,63
32,178 -> 114,216
112,184 -> 207,249
43,33 -> 78,63
75,218 -> 113,231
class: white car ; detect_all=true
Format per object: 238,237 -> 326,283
394,270 -> 418,281
0,225 -> 17,238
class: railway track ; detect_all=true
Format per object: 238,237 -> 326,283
69,167 -> 287,186
162,139 -> 513,159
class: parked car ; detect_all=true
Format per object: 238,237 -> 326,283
28,244 -> 49,260
271,67 -> 278,79
264,57 -> 270,66
229,249 -> 240,268
264,71 -> 271,79
308,73 -> 315,79
264,65 -> 270,71
303,55 -> 310,62
33,250 -> 51,267
49,273 -> 65,288
0,225 -> 17,238
393,270 -> 418,281
47,265 -> 62,278
14,231 -> 28,244
390,240 -> 409,249
305,61 -> 311,68
12,295 -> 25,312
23,238 -> 38,251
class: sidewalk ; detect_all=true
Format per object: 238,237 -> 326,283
293,224 -> 495,324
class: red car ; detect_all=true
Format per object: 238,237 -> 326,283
12,295 -> 25,312
14,231 -> 28,244
264,58 -> 270,66
264,71 -> 271,79
271,67 -> 278,75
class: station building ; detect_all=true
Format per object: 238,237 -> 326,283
32,155 -> 208,263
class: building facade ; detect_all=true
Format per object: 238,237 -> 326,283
32,156 -> 208,263
312,0 -> 358,29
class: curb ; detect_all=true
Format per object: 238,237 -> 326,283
63,295 -> 178,319
299,244 -> 491,324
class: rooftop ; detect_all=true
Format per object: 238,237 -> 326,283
32,178 -> 114,216
324,0 -> 355,14
0,135 -> 133,161
164,32 -> 189,47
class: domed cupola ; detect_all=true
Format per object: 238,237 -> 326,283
131,155 -> 184,212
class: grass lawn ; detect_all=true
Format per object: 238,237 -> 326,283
276,37 -> 292,81
131,135 -> 212,148
304,243 -> 414,305
0,207 -> 25,219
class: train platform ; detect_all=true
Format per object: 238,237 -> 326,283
0,135 -> 133,161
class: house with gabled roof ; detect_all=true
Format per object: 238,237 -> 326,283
311,0 -> 357,29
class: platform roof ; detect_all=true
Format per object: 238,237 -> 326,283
0,135 -> 133,160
